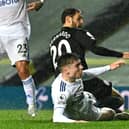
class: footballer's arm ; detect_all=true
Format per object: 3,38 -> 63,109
82,59 -> 125,80
53,107 -> 87,123
53,107 -> 77,123
90,45 -> 123,57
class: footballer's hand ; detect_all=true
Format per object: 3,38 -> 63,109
122,52 -> 129,59
27,1 -> 44,12
110,59 -> 125,70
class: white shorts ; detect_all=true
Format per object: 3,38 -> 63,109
0,36 -> 30,66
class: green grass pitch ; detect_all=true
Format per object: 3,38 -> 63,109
0,110 -> 129,129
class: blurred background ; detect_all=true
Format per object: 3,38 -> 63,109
0,0 -> 129,109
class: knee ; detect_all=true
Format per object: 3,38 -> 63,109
16,61 -> 30,79
116,96 -> 124,107
112,88 -> 124,105
119,96 -> 124,105
108,109 -> 116,118
99,107 -> 115,121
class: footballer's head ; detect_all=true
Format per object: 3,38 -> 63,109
61,8 -> 84,28
57,53 -> 83,81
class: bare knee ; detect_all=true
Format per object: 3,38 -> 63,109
98,107 -> 115,121
16,61 -> 30,79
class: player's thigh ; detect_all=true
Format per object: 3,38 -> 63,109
83,77 -> 112,99
3,37 -> 29,66
112,87 -> 124,105
112,87 -> 121,97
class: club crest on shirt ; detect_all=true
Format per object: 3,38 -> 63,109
58,94 -> 66,104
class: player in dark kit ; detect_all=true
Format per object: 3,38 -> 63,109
49,8 -> 129,111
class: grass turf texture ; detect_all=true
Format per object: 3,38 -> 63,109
0,110 -> 129,129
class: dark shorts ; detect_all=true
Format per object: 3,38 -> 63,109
83,77 -> 112,100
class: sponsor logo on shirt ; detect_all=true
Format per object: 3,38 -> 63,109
0,0 -> 19,7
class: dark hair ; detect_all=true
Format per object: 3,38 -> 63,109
61,8 -> 81,24
57,53 -> 79,72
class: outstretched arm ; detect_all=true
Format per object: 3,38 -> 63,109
82,59 -> 125,80
110,59 -> 125,70
27,0 -> 45,11
90,45 -> 123,57
91,45 -> 129,59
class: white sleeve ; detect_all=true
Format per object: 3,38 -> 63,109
53,107 -> 76,123
82,65 -> 110,80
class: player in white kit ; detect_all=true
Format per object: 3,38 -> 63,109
0,0 -> 44,116
51,53 -> 125,122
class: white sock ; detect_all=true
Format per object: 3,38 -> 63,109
22,75 -> 36,105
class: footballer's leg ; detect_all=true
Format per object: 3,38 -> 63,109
112,87 -> 124,106
98,107 -> 115,121
84,77 -> 123,112
99,88 -> 124,113
5,37 -> 37,117
114,112 -> 129,120
16,61 -> 36,117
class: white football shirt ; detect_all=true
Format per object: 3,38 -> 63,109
0,0 -> 30,37
51,65 -> 110,122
